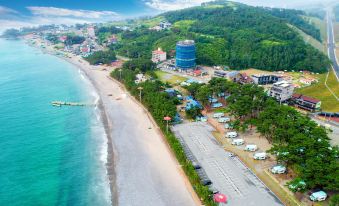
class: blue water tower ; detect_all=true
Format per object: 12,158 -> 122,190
176,40 -> 196,70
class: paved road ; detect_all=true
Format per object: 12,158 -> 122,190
327,9 -> 339,77
172,122 -> 283,206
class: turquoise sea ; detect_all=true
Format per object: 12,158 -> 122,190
0,39 -> 111,206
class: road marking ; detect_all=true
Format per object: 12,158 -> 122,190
209,160 -> 244,197
325,67 -> 339,101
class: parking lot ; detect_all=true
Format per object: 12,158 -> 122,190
172,122 -> 283,206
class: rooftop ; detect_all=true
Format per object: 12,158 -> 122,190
177,40 -> 195,46
252,73 -> 281,78
292,94 -> 320,104
273,80 -> 292,88
152,48 -> 166,55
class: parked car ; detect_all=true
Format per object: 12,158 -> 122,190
212,103 -> 223,108
253,152 -> 267,160
271,165 -> 286,174
244,144 -> 258,152
224,123 -> 230,129
231,139 -> 244,146
226,131 -> 238,138
288,180 -> 306,192
309,191 -> 327,202
213,112 -> 224,118
218,117 -> 230,123
191,161 -> 201,170
201,179 -> 212,186
228,153 -> 236,158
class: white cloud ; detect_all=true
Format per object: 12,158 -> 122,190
145,0 -> 212,11
0,6 -> 18,15
27,7 -> 119,20
0,6 -> 123,34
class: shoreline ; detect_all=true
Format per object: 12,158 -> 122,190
61,58 -> 119,206
23,39 -> 119,205
24,38 -> 199,205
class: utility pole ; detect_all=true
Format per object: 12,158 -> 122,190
138,87 -> 143,102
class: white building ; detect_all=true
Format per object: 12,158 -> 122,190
151,48 -> 167,63
269,80 -> 294,102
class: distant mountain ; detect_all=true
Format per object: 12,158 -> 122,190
111,1 -> 330,73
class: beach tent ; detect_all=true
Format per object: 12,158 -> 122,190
214,193 -> 227,204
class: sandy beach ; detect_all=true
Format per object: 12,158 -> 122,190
29,38 -> 199,205
72,56 -> 198,206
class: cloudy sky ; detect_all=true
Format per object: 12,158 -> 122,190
0,0 -> 334,32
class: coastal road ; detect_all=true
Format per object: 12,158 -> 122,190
172,122 -> 283,206
327,8 -> 339,78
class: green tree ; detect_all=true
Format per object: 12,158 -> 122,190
330,194 -> 339,206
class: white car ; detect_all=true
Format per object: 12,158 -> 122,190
231,139 -> 244,146
218,117 -> 230,123
310,191 -> 327,202
253,152 -> 267,160
226,131 -> 237,138
244,144 -> 257,152
213,112 -> 224,118
271,165 -> 286,174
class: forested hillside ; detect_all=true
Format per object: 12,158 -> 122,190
109,1 -> 330,73
263,8 -> 321,41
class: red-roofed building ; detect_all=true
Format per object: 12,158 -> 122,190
292,94 -> 321,112
193,70 -> 202,76
238,73 -> 253,84
151,48 -> 167,63
59,35 -> 67,43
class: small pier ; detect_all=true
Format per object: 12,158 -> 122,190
51,101 -> 95,107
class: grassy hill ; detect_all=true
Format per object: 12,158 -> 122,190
105,1 -> 330,73
296,69 -> 339,112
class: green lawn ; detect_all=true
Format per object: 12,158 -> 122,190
173,20 -> 196,32
155,70 -> 187,85
327,68 -> 339,96
296,69 -> 339,112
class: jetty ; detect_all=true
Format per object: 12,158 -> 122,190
51,101 -> 95,107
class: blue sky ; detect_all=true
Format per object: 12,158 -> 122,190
0,0 -> 148,16
0,0 -> 331,32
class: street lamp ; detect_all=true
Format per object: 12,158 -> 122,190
163,116 -> 172,133
137,87 -> 143,102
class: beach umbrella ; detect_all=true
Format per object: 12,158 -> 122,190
164,116 -> 171,133
214,193 -> 227,204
